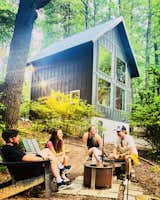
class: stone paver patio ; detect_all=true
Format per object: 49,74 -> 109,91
58,176 -> 144,200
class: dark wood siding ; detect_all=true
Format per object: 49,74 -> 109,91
31,42 -> 93,104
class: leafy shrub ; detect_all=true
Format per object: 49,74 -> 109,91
19,100 -> 30,119
30,90 -> 101,136
131,91 -> 160,152
0,165 -> 7,173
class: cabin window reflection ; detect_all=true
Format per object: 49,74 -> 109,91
70,90 -> 80,99
116,58 -> 126,83
115,87 -> 125,110
98,45 -> 112,76
98,78 -> 111,107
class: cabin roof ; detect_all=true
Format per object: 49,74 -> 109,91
30,16 -> 139,77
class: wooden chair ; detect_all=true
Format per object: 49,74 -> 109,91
22,139 -> 42,155
0,142 -> 52,200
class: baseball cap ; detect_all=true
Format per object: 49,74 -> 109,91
121,125 -> 126,131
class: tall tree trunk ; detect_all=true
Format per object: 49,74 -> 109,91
145,0 -> 152,89
3,0 -> 50,129
154,40 -> 160,95
130,1 -> 134,30
93,0 -> 97,26
81,0 -> 89,29
106,0 -> 111,20
62,2 -> 72,38
117,0 -> 121,16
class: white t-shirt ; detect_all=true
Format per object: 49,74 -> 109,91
115,134 -> 138,155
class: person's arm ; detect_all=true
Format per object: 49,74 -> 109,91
109,147 -> 119,159
56,140 -> 65,156
47,141 -> 57,155
82,132 -> 89,156
97,134 -> 103,151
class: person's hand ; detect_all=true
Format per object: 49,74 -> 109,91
109,153 -> 119,160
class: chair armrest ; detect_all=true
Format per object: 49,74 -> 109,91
0,160 -> 50,166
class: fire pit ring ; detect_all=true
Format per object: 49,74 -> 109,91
83,164 -> 113,189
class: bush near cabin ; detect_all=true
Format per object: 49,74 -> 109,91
30,90 -> 101,136
131,91 -> 160,158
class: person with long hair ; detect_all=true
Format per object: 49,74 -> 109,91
82,125 -> 103,167
46,128 -> 71,179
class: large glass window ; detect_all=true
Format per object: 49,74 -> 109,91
99,45 -> 112,76
116,58 -> 126,83
98,78 -> 111,107
115,87 -> 125,110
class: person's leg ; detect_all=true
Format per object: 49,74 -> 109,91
40,148 -> 62,181
57,155 -> 67,166
40,148 -> 70,184
125,156 -> 132,179
40,148 -> 64,168
63,155 -> 68,166
88,147 -> 103,167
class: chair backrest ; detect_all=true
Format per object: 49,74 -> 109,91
22,139 -> 41,155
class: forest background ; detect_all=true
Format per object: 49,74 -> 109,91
0,0 -> 160,153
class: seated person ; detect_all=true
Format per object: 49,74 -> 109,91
82,125 -> 103,167
109,126 -> 138,180
1,129 -> 71,189
46,128 -> 71,179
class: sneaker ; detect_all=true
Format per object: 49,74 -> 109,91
57,181 -> 73,190
64,165 -> 71,171
61,172 -> 70,182
123,179 -> 130,186
61,165 -> 72,174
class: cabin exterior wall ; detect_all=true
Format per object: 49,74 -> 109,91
31,42 -> 93,103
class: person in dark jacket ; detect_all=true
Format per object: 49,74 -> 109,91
1,129 -> 71,189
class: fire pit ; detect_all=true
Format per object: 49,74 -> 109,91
83,164 -> 113,189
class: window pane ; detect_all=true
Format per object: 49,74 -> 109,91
70,90 -> 80,99
116,87 -> 125,110
98,78 -> 111,107
116,58 -> 126,83
99,45 -> 112,76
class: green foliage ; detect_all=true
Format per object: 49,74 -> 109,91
131,91 -> 160,151
41,0 -> 84,46
19,100 -> 30,119
0,0 -> 16,44
30,90 -> 101,136
0,165 -> 7,173
151,165 -> 160,173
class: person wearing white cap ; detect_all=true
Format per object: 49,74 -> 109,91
109,125 -> 138,181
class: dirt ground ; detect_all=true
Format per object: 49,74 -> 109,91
0,137 -> 160,199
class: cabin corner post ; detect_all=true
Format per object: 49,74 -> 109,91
92,41 -> 98,105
